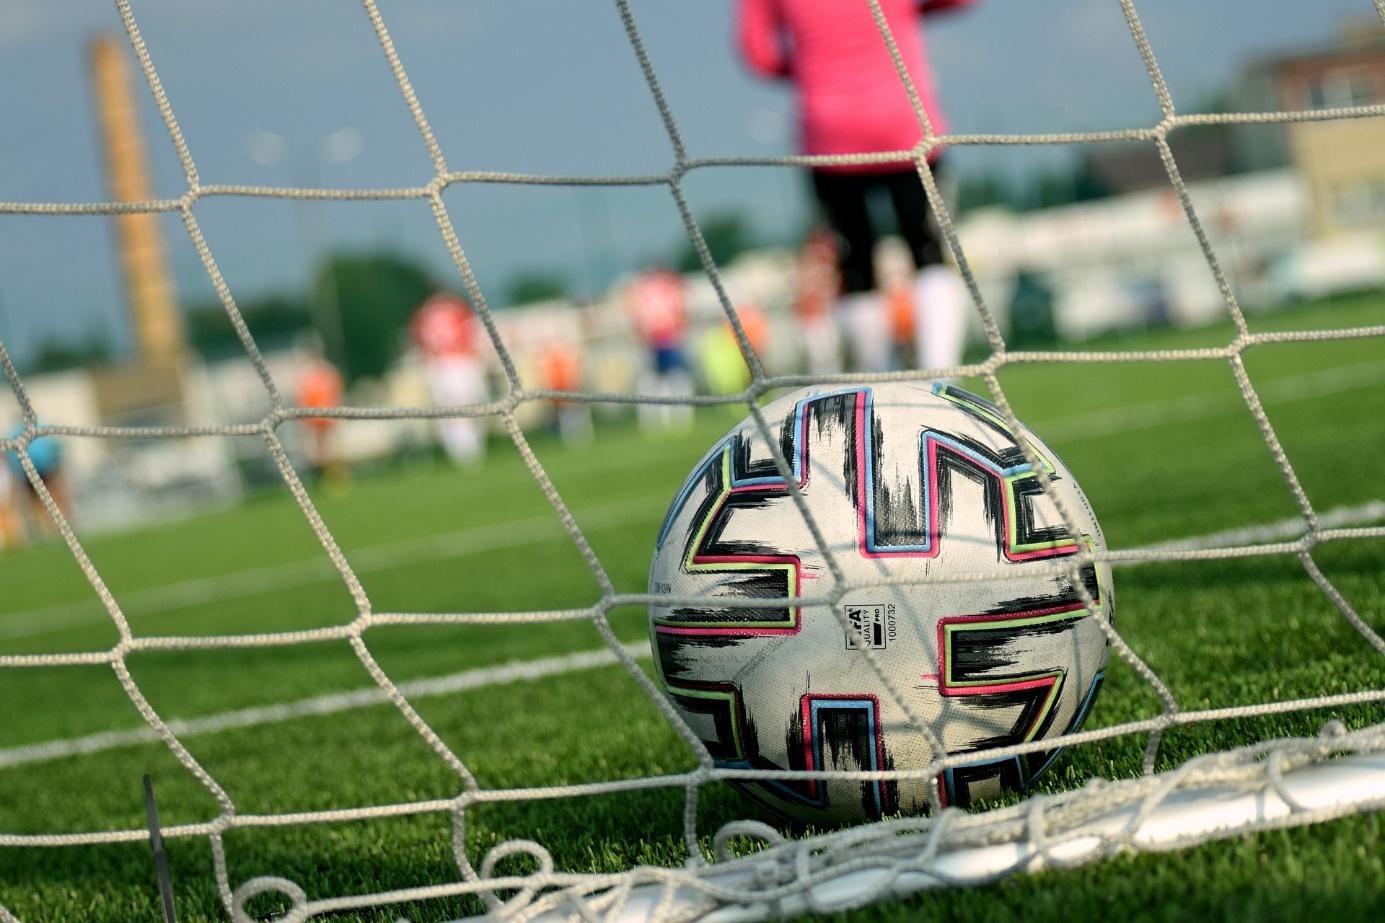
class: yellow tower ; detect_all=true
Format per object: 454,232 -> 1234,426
87,33 -> 187,417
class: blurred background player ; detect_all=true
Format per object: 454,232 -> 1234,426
539,337 -> 592,447
3,423 -> 70,542
878,236 -> 920,369
698,302 -> 769,411
625,266 -> 693,433
295,346 -> 350,492
793,227 -> 843,376
738,0 -> 974,374
0,461 -> 16,550
411,292 -> 488,466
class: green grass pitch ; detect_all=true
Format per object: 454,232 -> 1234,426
1,294 -> 1383,922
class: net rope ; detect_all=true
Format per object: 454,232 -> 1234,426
2,0 -> 1384,920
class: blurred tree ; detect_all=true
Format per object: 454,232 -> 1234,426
312,252 -> 437,383
1007,268 -> 1058,347
1026,170 -> 1077,211
955,172 -> 1013,213
1071,159 -> 1113,203
675,211 -> 754,273
26,333 -> 112,374
186,294 -> 313,359
507,270 -> 569,306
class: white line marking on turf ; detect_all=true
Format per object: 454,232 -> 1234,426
1133,499 -> 1385,553
0,496 -> 657,641
1040,357 -> 1385,443
2,358 -> 1382,644
3,498 -> 1382,772
0,643 -> 652,770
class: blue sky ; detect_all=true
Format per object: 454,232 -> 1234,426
0,0 -> 1376,364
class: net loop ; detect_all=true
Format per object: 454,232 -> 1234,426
1024,795 -> 1052,866
231,876 -> 308,923
478,839 -> 557,914
711,820 -> 786,863
1265,748 -> 1311,814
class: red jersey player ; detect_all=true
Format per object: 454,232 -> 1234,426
624,268 -> 694,433
411,292 -> 488,465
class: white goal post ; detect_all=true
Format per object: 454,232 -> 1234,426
223,735 -> 1385,922
3,0 -> 1385,921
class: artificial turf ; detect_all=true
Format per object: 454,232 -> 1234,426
1,293 -> 1382,921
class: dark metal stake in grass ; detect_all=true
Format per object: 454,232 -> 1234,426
143,774 -> 177,923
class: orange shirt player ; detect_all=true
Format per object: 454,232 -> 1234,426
297,356 -> 348,490
539,339 -> 592,445
540,339 -> 581,396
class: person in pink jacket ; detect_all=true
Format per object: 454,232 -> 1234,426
738,0 -> 974,375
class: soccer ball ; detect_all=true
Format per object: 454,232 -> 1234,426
647,382 -> 1112,824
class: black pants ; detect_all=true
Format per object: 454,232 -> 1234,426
811,163 -> 945,294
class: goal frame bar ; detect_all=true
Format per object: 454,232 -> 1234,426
225,736 -> 1385,921
521,748 -> 1385,922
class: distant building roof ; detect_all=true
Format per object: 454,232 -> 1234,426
1241,19 -> 1385,79
1081,130 -> 1239,196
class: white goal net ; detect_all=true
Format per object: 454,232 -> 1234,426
3,0 -> 1385,921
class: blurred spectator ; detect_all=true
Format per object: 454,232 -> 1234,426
4,422 -> 70,542
737,0 -> 974,374
296,348 -> 350,492
699,303 -> 769,406
887,282 -> 917,368
539,338 -> 592,446
625,267 -> 694,433
0,462 -> 16,550
793,227 -> 843,376
878,236 -> 919,368
411,292 -> 488,466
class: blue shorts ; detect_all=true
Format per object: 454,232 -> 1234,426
5,428 -> 62,482
653,346 -> 687,375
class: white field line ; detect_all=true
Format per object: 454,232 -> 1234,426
0,496 -> 656,641
0,643 -> 652,770
2,357 -> 1382,645
2,499 -> 1382,772
1135,499 -> 1385,553
1038,356 -> 1385,443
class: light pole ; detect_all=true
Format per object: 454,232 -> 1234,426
245,127 -> 362,374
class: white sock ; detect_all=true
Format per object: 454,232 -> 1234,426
838,292 -> 892,373
914,266 -> 967,376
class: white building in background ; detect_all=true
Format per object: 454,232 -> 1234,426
955,169 -> 1322,341
5,364 -> 243,534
